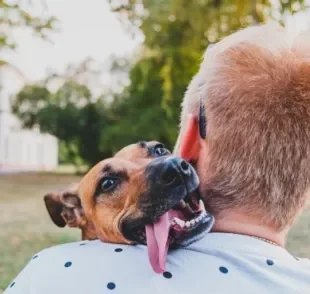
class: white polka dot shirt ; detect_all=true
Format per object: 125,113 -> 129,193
4,233 -> 310,293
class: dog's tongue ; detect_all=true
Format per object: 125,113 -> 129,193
145,212 -> 170,273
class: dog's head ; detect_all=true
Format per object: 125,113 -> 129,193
44,141 -> 214,273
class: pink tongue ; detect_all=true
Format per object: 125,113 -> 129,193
145,212 -> 170,273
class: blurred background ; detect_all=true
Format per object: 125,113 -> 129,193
1,0 -> 310,290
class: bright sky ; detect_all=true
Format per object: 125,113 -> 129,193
1,0 -> 310,95
3,0 -> 140,83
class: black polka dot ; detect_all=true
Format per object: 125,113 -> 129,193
32,255 -> 38,259
64,261 -> 72,267
107,282 -> 116,290
219,266 -> 228,274
163,271 -> 172,279
114,248 -> 123,252
10,282 -> 15,288
295,257 -> 299,261
266,259 -> 274,266
79,243 -> 87,246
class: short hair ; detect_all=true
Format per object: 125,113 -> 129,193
175,23 -> 310,230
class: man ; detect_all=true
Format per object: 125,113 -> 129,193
4,24 -> 310,293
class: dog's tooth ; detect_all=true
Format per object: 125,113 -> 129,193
190,219 -> 195,226
199,200 -> 206,212
185,221 -> 191,228
184,204 -> 194,215
179,200 -> 187,208
174,218 -> 185,228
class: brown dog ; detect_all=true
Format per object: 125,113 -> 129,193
44,141 -> 213,273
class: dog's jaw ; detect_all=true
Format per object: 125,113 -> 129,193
81,221 -> 97,241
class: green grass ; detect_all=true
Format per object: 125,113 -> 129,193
0,172 -> 310,290
0,172 -> 81,291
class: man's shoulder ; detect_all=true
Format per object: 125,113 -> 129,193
32,239 -> 148,268
36,239 -> 136,258
35,240 -> 93,258
5,236 -> 310,294
296,257 -> 310,267
4,241 -> 150,293
16,240 -> 148,283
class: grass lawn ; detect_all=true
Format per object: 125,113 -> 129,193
0,172 -> 310,291
0,172 -> 81,291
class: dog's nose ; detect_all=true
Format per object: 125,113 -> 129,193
160,157 -> 191,186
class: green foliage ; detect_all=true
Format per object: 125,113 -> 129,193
12,84 -> 51,128
0,0 -> 56,49
104,0 -> 307,153
78,101 -> 108,165
13,81 -> 107,167
12,1 -> 308,167
0,0 -> 56,70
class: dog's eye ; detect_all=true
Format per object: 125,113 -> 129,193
154,145 -> 168,157
101,178 -> 118,192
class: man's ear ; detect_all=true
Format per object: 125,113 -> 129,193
179,114 -> 201,162
44,183 -> 86,229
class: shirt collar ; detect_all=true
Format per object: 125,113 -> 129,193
186,232 -> 296,260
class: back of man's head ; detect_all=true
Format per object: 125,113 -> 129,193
175,23 -> 310,232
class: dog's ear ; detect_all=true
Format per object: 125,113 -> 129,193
44,183 -> 86,228
44,192 -> 67,227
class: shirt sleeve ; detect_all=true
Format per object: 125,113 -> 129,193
297,257 -> 310,268
3,257 -> 34,294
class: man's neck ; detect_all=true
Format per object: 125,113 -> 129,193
211,210 -> 287,247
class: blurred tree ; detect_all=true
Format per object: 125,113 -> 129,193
105,0 -> 307,152
0,0 -> 56,69
12,84 -> 52,128
12,81 -> 107,167
78,101 -> 109,165
11,0 -> 309,168
100,57 -> 168,154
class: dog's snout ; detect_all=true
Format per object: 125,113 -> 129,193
139,155 -> 199,221
180,160 -> 190,174
160,157 -> 191,186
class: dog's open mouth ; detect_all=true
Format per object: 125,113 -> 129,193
121,157 -> 215,274
127,189 -> 213,274
169,191 -> 210,238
